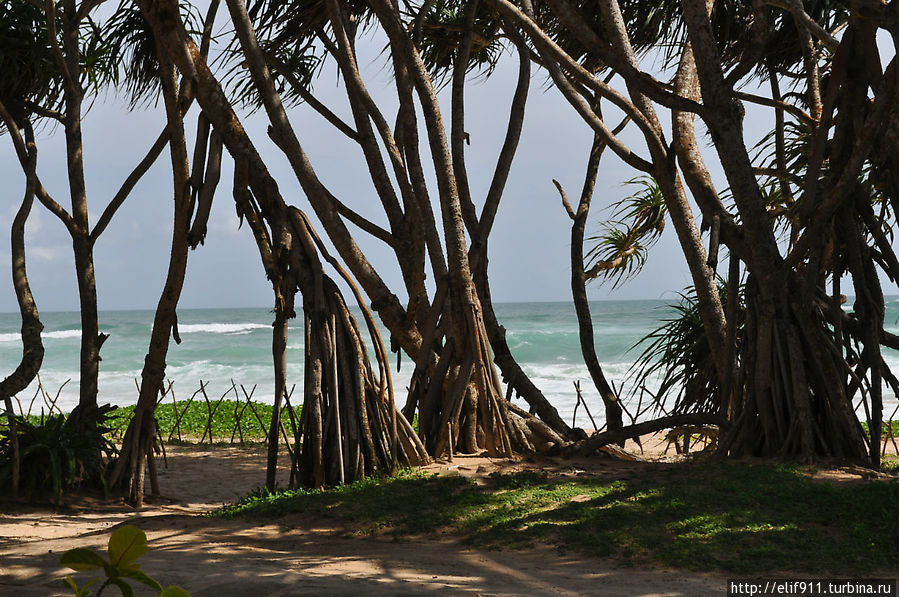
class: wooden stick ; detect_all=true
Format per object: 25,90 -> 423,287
239,384 -> 264,429
169,382 -> 204,442
447,421 -> 454,463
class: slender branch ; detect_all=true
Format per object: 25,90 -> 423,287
681,0 -> 784,286
451,0 -> 479,235
538,0 -> 706,116
788,59 -> 898,267
199,0 -> 221,58
22,101 -> 65,122
173,0 -> 414,350
44,0 -> 79,100
330,197 -> 398,247
733,90 -> 815,126
487,0 -> 662,163
477,23 -> 530,244
393,57 -> 448,281
0,102 -> 76,234
766,0 -> 840,51
547,60 -> 653,172
315,17 -> 406,232
553,179 -> 576,220
266,53 -> 359,141
671,44 -> 741,244
91,128 -> 171,243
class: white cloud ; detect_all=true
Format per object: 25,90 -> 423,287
29,246 -> 66,262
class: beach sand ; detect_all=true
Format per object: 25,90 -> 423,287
0,436 -> 893,596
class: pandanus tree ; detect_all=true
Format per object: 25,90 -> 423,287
0,0 -> 113,429
134,0 -> 574,466
250,0 -> 581,454
0,3 -> 47,493
411,0 -> 579,439
110,0 -> 430,502
492,0 -> 899,465
0,0 -> 191,434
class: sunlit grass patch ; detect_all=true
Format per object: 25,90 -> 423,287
212,462 -> 899,574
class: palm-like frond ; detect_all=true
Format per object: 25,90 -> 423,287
221,36 -> 325,111
584,225 -> 648,288
215,0 -> 368,110
527,0 -> 849,80
0,1 -> 62,122
104,0 -> 201,107
78,14 -> 120,95
627,279 -> 744,415
584,176 -> 666,288
406,0 -> 510,84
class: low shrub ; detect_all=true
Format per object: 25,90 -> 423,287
0,411 -> 118,502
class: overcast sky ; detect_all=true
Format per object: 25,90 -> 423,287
0,36 -> 725,314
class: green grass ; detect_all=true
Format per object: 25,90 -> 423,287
861,420 -> 899,437
106,400 -> 284,442
214,463 -> 899,574
4,401 -> 419,445
1,400 -> 287,443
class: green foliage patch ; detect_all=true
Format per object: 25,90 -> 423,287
61,525 -> 190,596
0,412 -> 117,503
105,400 -> 284,443
214,463 -> 899,574
861,420 -> 899,438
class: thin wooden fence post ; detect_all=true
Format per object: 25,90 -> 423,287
200,382 -> 228,444
240,384 -> 266,438
169,382 -> 204,442
447,421 -> 454,463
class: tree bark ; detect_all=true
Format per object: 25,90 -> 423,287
563,134 -> 624,434
0,113 -> 44,499
109,54 -> 194,505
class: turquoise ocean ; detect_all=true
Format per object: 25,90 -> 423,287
3,301 -> 898,427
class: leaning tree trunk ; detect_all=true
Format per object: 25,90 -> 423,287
137,0 -> 430,487
109,55 -> 195,506
446,9 -> 574,440
557,132 -> 625,434
289,211 -> 429,487
0,112 -> 44,499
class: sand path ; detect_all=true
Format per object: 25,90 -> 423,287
2,443 -> 729,596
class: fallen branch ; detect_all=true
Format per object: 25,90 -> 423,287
561,413 -> 728,457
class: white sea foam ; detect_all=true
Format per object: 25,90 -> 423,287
1,329 -> 82,342
175,323 -> 271,335
7,303 -> 898,429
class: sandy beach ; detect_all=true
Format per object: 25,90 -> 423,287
4,433 -> 897,596
0,438 -> 741,596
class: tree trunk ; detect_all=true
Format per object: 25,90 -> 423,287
562,134 -> 625,434
0,114 -> 44,499
109,55 -> 194,505
71,236 -> 102,414
266,286 -> 294,489
722,277 -> 869,462
135,0 -> 430,488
